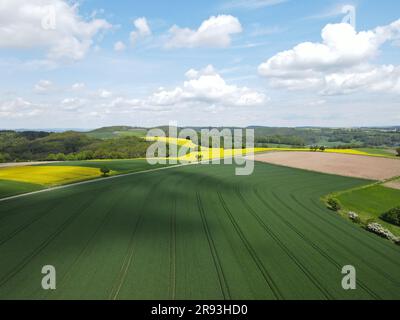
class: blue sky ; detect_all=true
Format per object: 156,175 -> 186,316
0,0 -> 399,129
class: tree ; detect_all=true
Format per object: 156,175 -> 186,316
396,147 -> 400,157
327,198 -> 341,211
0,153 -> 10,163
100,166 -> 110,177
55,153 -> 66,161
381,207 -> 400,226
46,154 -> 57,161
196,154 -> 203,162
319,146 -> 326,152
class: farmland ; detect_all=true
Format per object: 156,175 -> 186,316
40,159 -> 169,174
0,180 -> 43,199
336,185 -> 400,236
0,162 -> 399,300
0,159 -> 170,199
0,166 -> 101,187
253,152 -> 400,180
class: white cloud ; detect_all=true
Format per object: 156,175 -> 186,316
0,0 -> 112,61
148,65 -> 267,107
114,41 -> 126,52
75,66 -> 266,113
107,97 -> 143,109
223,0 -> 288,10
323,64 -> 400,95
258,19 -> 400,94
61,97 -> 86,111
166,15 -> 242,48
130,17 -> 151,45
97,89 -> 113,98
34,80 -> 53,93
0,98 -> 43,118
71,82 -> 85,90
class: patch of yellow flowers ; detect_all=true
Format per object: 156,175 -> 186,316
0,166 -> 101,187
146,137 -> 388,161
0,138 -> 390,188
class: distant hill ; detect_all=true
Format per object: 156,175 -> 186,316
86,126 -> 148,139
0,129 -> 152,162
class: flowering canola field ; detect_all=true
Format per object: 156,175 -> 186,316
0,166 -> 101,187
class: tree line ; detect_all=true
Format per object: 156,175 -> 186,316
0,131 -> 151,162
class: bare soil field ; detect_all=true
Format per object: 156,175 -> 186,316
253,152 -> 400,181
384,180 -> 400,190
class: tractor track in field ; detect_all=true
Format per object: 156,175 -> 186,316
283,177 -> 400,257
0,194 -> 97,289
109,175 -> 171,300
235,187 -> 333,300
50,185 -> 136,297
281,178 -> 400,263
254,188 -> 381,300
0,200 -> 63,247
308,197 -> 400,258
108,214 -> 143,300
285,179 -> 400,257
273,192 -> 382,300
169,197 -> 177,300
196,192 -> 231,300
0,205 -> 33,223
216,190 -> 284,300
0,195 -> 64,224
0,186 -> 106,247
269,189 -> 382,300
290,195 -> 400,285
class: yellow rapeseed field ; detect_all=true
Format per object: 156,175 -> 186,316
146,136 -> 390,161
0,166 -> 101,187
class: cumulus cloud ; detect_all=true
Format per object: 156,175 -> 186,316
148,65 -> 267,107
166,15 -> 242,48
130,17 -> 151,45
0,0 -> 112,61
97,89 -> 113,99
0,98 -> 43,118
34,80 -> 53,93
323,64 -> 400,95
61,97 -> 86,111
114,41 -> 126,52
71,82 -> 85,91
0,65 -> 266,123
258,19 -> 400,94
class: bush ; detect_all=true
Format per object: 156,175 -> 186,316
100,166 -> 110,177
381,207 -> 400,226
327,198 -> 341,211
396,148 -> 400,157
348,211 -> 360,223
366,222 -> 398,241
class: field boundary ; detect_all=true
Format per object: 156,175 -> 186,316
252,152 -> 400,182
0,162 -> 195,203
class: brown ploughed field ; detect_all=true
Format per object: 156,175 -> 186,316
253,152 -> 400,181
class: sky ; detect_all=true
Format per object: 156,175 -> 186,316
0,0 -> 399,129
